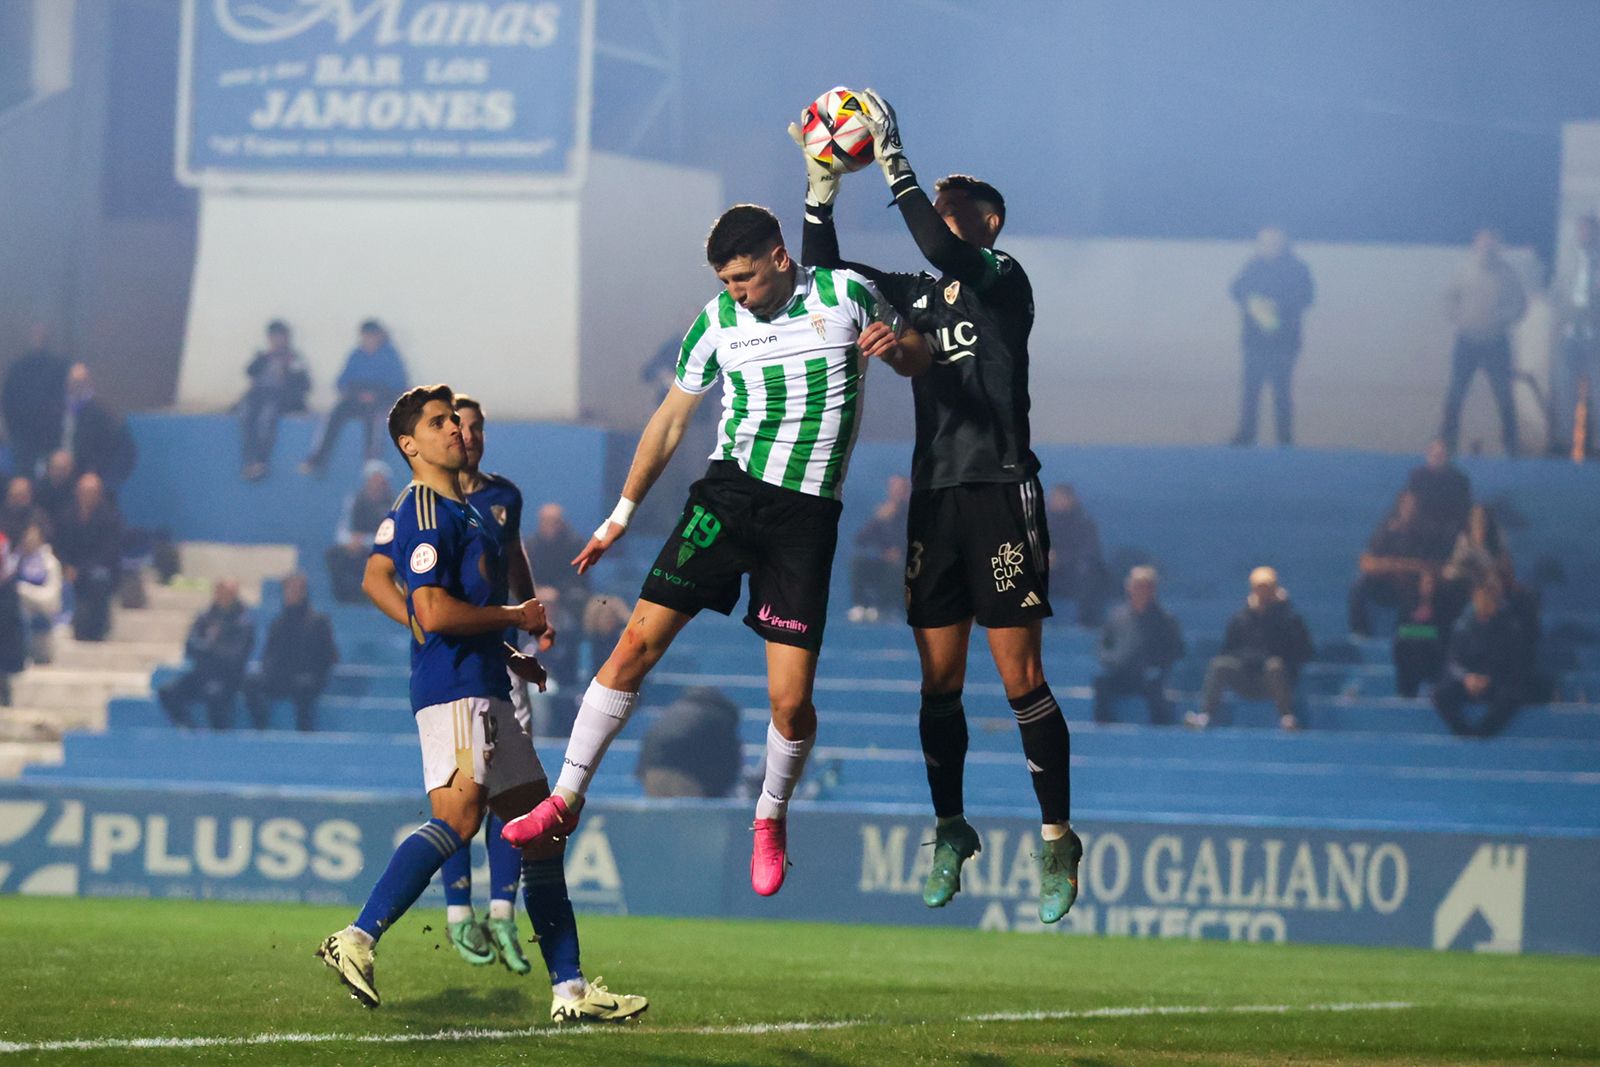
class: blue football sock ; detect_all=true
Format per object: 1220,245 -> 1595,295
486,813 -> 521,903
439,833 -> 474,908
522,855 -> 582,984
354,818 -> 462,941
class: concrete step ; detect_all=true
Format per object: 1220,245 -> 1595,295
110,608 -> 194,644
51,640 -> 177,673
0,740 -> 62,779
0,705 -> 104,741
10,669 -> 149,711
140,583 -> 213,613
180,542 -> 298,593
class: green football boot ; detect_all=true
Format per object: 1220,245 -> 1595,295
1038,829 -> 1084,924
486,917 -> 534,975
922,818 -> 983,908
447,917 -> 497,966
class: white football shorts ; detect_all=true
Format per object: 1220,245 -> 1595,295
414,696 -> 546,796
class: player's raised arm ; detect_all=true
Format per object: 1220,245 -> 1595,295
863,320 -> 931,378
573,380 -> 704,575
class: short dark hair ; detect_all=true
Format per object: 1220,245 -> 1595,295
359,319 -> 384,335
387,384 -> 454,458
452,393 -> 483,417
706,204 -> 783,267
936,174 -> 1006,228
266,319 -> 289,336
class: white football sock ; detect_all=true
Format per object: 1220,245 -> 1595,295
1040,822 -> 1071,841
446,904 -> 474,925
487,899 -> 515,921
553,978 -> 587,999
343,924 -> 374,946
553,679 -> 638,798
754,722 -> 815,821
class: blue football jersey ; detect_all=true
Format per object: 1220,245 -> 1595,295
385,482 -> 510,711
467,473 -> 523,548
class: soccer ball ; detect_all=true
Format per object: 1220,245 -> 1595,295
800,87 -> 875,174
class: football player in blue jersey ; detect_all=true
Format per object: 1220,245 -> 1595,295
319,384 -> 647,1023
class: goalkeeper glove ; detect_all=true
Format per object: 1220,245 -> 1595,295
857,88 -> 916,200
787,119 -> 840,210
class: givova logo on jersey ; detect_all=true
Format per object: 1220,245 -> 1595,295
992,541 -> 1026,591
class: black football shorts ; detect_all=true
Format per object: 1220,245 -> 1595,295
905,478 -> 1053,629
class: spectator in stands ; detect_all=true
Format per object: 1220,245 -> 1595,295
53,472 -> 120,641
325,461 -> 394,603
3,324 -> 69,478
1392,571 -> 1446,698
1348,490 -> 1444,637
35,450 -> 76,533
635,686 -> 743,798
63,363 -> 136,495
1229,226 -> 1315,447
1,476 -> 49,544
14,522 -> 61,665
300,320 -> 406,474
1552,212 -> 1600,458
242,572 -> 338,731
158,578 -> 255,730
1440,229 -> 1527,457
0,532 -> 22,704
1406,439 -> 1472,559
1046,483 -> 1108,626
1092,566 -> 1186,724
1441,504 -> 1513,601
1433,579 -> 1531,737
1187,566 -> 1313,731
527,503 -> 588,608
238,319 -> 311,481
849,474 -> 909,623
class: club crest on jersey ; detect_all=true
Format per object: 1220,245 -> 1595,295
944,281 -> 961,305
810,313 -> 827,340
410,543 -> 437,574
374,517 -> 395,546
491,504 -> 507,527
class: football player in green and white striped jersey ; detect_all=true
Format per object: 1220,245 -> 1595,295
503,205 -> 928,898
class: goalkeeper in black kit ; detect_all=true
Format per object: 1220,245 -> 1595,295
792,89 -> 1082,923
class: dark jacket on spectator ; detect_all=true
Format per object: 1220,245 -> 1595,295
53,500 -> 122,575
69,400 -> 136,491
335,344 -> 406,397
1406,463 -> 1471,556
635,687 -> 742,799
1230,254 -> 1315,354
1447,607 -> 1528,687
1050,506 -> 1103,566
183,602 -> 255,682
1221,591 -> 1314,673
260,602 -> 338,685
2,350 -> 69,466
1098,602 -> 1186,677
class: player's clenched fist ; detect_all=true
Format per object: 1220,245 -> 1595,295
511,597 -> 548,635
858,321 -> 901,361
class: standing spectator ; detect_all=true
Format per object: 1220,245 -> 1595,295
62,364 -> 136,495
1229,227 -> 1315,447
158,578 -> 255,730
1187,566 -> 1313,731
1440,229 -> 1527,457
35,451 -> 76,533
1092,566 -> 1186,724
849,474 -> 910,622
325,461 -> 395,603
635,686 -> 744,798
1433,580 -> 1530,737
1405,439 -> 1472,558
1393,571 -> 1447,699
1552,213 -> 1600,457
526,503 -> 588,608
1,476 -> 49,544
1348,490 -> 1445,637
1045,483 -> 1107,626
52,472 -> 120,641
238,320 -> 311,481
242,573 -> 338,731
13,522 -> 62,665
300,320 -> 406,474
2,323 -> 69,478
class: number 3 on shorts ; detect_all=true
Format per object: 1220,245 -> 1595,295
906,540 -> 925,581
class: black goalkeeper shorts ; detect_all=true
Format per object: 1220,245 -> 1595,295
905,478 -> 1053,629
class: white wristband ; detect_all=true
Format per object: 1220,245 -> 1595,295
593,497 -> 636,540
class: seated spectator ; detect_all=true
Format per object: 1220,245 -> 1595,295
53,472 -> 120,641
1348,490 -> 1444,637
635,686 -> 743,798
849,474 -> 909,623
238,319 -> 311,481
526,503 -> 588,608
2,323 -> 70,478
1433,580 -> 1531,738
1406,439 -> 1471,558
35,450 -> 76,533
1392,572 -> 1447,698
300,320 -> 406,474
1440,504 -> 1513,608
243,573 -> 337,731
1,476 -> 49,544
13,522 -> 61,665
1093,566 -> 1186,724
64,363 -> 136,495
158,578 -> 254,730
326,461 -> 395,603
1046,483 -> 1108,626
1187,566 -> 1313,731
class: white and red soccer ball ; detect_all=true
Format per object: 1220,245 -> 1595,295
800,87 -> 875,174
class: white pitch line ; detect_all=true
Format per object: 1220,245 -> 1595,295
0,1000 -> 1416,1055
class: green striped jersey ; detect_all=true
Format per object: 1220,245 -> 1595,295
674,267 -> 898,500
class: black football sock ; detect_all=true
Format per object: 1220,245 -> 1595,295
1009,683 -> 1071,825
918,689 -> 968,820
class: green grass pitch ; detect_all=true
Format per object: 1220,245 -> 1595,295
1,897 -> 1597,1065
